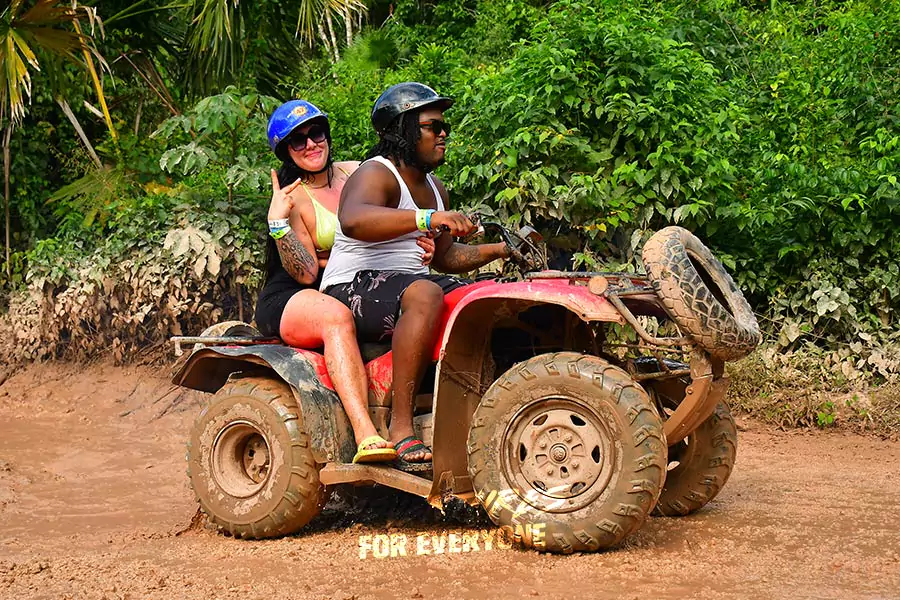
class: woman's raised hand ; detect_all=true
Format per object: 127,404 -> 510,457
417,233 -> 436,266
268,169 -> 304,221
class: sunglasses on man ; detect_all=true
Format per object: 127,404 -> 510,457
419,119 -> 451,137
287,125 -> 328,151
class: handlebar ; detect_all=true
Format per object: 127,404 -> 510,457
457,214 -> 548,273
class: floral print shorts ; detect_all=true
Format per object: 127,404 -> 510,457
324,270 -> 469,342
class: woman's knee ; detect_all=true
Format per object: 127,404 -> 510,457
322,302 -> 356,331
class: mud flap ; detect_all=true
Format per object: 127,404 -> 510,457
173,345 -> 355,464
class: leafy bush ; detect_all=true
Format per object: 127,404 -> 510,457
0,190 -> 266,362
1,0 -> 898,386
0,88 -> 275,363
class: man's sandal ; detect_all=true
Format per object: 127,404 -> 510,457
352,435 -> 398,464
393,436 -> 432,468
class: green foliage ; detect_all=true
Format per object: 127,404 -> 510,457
154,86 -> 279,197
0,188 -> 266,362
451,1 -> 744,251
46,165 -> 131,229
1,0 -> 899,383
816,400 -> 836,428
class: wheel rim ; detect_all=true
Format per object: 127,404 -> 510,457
212,420 -> 271,498
502,398 -> 617,513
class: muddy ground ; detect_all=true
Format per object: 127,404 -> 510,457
0,362 -> 898,600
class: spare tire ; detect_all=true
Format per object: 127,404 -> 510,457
198,320 -> 261,339
642,227 -> 760,361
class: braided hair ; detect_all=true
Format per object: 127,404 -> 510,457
366,111 -> 433,172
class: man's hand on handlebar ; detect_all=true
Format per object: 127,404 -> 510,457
430,211 -> 477,237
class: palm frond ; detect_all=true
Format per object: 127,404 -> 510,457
295,0 -> 367,45
46,165 -> 129,229
0,33 -> 33,124
0,0 -> 95,127
17,0 -> 75,27
183,0 -> 249,95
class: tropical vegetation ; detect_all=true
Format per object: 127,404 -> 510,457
0,1 -> 898,400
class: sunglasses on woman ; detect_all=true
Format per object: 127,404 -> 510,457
419,119 -> 451,136
287,125 -> 327,151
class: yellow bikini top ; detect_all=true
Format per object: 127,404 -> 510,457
300,166 -> 350,251
307,195 -> 337,251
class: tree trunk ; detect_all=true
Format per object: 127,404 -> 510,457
134,98 -> 143,135
57,98 -> 103,169
235,280 -> 243,322
343,6 -> 353,48
3,126 -> 11,282
317,19 -> 338,63
324,10 -> 340,61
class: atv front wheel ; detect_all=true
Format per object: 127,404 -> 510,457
651,385 -> 737,517
467,352 -> 667,553
187,376 -> 328,538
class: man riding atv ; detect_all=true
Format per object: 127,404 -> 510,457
171,83 -> 761,554
321,82 -> 513,468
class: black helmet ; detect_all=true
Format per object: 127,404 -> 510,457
371,82 -> 454,134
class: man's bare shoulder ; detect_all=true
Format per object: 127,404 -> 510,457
343,159 -> 400,206
334,160 -> 361,174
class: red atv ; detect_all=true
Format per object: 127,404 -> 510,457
172,223 -> 760,553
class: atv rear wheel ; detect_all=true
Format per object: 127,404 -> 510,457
467,352 -> 667,553
187,376 -> 328,538
642,226 -> 760,361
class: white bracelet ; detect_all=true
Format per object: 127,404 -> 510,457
268,218 -> 290,229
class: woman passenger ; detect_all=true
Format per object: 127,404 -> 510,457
254,100 -> 435,463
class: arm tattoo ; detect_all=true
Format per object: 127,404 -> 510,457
438,243 -> 494,273
275,229 -> 317,283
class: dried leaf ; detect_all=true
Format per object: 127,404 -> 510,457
206,251 -> 221,276
194,256 -> 207,279
173,233 -> 190,258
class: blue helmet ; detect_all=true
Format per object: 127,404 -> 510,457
267,100 -> 329,157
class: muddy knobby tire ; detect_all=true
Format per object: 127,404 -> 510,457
642,227 -> 761,361
653,400 -> 737,517
467,352 -> 667,553
187,376 -> 327,538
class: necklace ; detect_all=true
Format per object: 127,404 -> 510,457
304,180 -> 329,189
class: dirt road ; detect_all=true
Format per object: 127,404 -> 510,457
0,362 -> 897,600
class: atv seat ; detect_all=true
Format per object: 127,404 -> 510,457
360,342 -> 392,363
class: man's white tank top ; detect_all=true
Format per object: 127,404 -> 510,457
319,155 -> 445,290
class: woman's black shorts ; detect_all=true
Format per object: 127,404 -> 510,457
324,270 -> 470,342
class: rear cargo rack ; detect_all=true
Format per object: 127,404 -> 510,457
170,335 -> 280,357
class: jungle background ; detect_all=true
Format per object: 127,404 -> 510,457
0,0 -> 897,433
